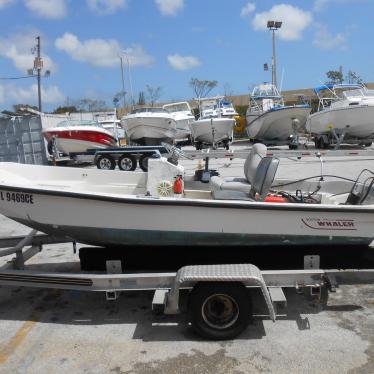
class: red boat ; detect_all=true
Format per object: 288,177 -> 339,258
43,120 -> 118,154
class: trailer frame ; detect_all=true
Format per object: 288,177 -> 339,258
1,231 -> 374,339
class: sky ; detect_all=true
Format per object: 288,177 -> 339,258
0,0 -> 372,111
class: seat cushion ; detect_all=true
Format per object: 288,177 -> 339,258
210,176 -> 250,193
244,143 -> 267,184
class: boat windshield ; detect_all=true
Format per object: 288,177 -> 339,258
218,100 -> 234,109
163,102 -> 191,113
56,120 -> 103,128
130,107 -> 168,114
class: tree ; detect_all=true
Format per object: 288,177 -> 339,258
113,91 -> 126,108
138,91 -> 146,105
326,70 -> 343,84
13,104 -> 38,112
75,98 -> 107,112
52,106 -> 78,114
346,70 -> 363,85
222,82 -> 234,98
189,78 -> 218,98
145,85 -> 162,107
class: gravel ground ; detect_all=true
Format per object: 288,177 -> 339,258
1,141 -> 374,374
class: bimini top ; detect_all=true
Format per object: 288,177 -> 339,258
250,83 -> 282,99
314,83 -> 363,94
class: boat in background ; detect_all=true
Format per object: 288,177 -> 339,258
306,84 -> 374,148
189,97 -> 236,150
42,119 -> 117,155
121,107 -> 177,145
246,84 -> 311,149
163,101 -> 195,142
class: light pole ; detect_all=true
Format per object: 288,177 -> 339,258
119,56 -> 126,108
267,20 -> 282,90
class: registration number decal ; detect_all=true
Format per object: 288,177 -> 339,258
0,191 -> 34,204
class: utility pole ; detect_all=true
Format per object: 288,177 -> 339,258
119,56 -> 126,108
267,21 -> 282,91
35,36 -> 42,112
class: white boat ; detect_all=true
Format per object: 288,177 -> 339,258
121,107 -> 177,145
42,119 -> 118,155
99,119 -> 126,140
246,84 -> 311,147
306,84 -> 374,148
189,97 -> 236,150
163,102 -> 195,141
1,144 -> 374,248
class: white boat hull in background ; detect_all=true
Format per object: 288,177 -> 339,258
189,118 -> 235,145
122,115 -> 177,145
246,106 -> 311,142
306,105 -> 374,139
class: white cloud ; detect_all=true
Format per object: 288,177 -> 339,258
240,2 -> 255,18
86,0 -> 127,15
155,0 -> 184,16
252,4 -> 313,41
313,25 -> 347,50
313,0 -> 363,12
55,32 -> 154,68
0,83 -> 64,104
167,54 -> 201,71
24,0 -> 67,19
0,31 -> 57,73
0,0 -> 15,9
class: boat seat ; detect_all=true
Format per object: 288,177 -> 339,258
210,143 -> 267,193
249,157 -> 279,200
212,156 -> 279,201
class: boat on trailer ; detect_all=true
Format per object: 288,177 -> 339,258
306,84 -> 374,148
246,84 -> 311,148
1,143 -> 374,248
189,97 -> 236,150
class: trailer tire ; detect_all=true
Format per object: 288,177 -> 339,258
96,155 -> 116,170
289,144 -> 298,150
139,154 -> 150,172
188,282 -> 252,340
118,154 -> 137,171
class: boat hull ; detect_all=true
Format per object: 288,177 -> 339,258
306,105 -> 374,138
1,185 -> 373,247
43,129 -> 117,154
122,115 -> 177,145
246,106 -> 311,142
189,118 -> 235,144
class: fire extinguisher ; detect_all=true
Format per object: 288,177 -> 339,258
173,175 -> 183,197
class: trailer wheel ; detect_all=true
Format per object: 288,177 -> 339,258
118,154 -> 137,171
289,144 -> 298,150
188,282 -> 252,340
96,155 -> 116,170
139,154 -> 150,172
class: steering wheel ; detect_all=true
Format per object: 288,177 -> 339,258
161,142 -> 193,162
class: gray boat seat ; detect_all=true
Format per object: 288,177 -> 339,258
211,154 -> 279,201
249,157 -> 280,200
210,143 -> 267,193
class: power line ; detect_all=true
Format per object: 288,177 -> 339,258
0,75 -> 36,80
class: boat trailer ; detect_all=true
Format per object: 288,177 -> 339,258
1,231 -> 374,339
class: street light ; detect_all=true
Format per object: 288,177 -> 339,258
267,20 -> 282,90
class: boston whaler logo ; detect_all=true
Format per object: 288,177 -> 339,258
302,217 -> 356,231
